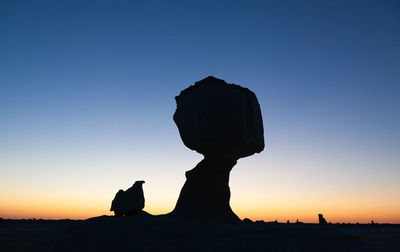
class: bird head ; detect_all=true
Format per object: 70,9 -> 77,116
133,180 -> 145,186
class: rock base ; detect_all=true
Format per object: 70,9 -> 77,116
170,157 -> 241,223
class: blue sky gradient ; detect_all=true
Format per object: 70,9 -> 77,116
1,0 -> 399,222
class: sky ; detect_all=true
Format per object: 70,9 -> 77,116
1,0 -> 399,223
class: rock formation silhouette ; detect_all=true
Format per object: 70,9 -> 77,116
318,214 -> 327,225
110,180 -> 145,216
170,76 -> 264,222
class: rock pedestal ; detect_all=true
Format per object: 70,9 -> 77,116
170,76 -> 264,222
172,157 -> 240,222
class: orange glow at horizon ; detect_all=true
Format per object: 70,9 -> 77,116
1,202 -> 400,224
1,161 -> 399,223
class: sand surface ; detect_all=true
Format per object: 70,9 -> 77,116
1,214 -> 400,251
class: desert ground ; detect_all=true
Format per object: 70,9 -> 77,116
1,214 -> 400,251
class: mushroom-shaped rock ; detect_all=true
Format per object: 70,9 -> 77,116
110,180 -> 145,216
174,76 -> 264,159
170,76 -> 264,222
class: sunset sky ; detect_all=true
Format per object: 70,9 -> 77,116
1,0 -> 399,223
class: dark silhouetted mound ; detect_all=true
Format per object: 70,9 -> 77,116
7,216 -> 397,251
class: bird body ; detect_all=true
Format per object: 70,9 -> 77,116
110,180 -> 145,216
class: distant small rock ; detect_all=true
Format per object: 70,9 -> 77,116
110,180 -> 145,216
318,214 -> 327,225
